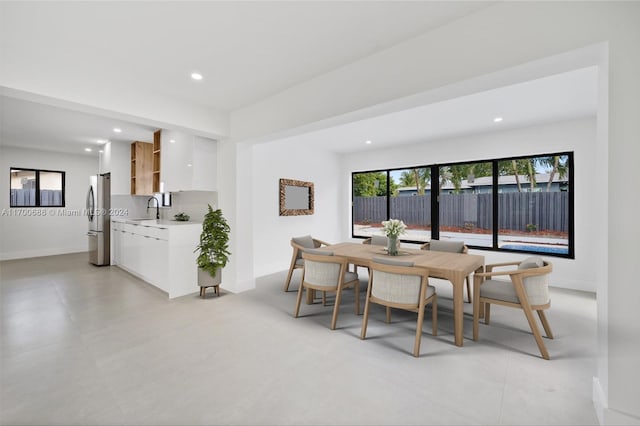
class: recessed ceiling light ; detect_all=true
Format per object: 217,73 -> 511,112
97,139 -> 107,144
365,140 -> 372,145
113,128 -> 122,133
187,163 -> 192,167
169,139 -> 176,144
493,117 -> 503,123
191,72 -> 203,81
99,150 -> 104,153
85,148 -> 92,152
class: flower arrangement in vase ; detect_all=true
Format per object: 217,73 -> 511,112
381,218 -> 406,256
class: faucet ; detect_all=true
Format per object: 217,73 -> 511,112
147,196 -> 160,220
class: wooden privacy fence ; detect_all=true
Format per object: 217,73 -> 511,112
354,192 -> 569,232
10,189 -> 63,206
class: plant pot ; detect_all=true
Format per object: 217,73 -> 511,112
198,267 -> 221,297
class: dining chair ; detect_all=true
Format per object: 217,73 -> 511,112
356,235 -> 390,274
284,235 -> 330,292
472,256 -> 554,359
294,249 -> 360,330
362,235 -> 389,246
361,257 -> 437,357
421,239 -> 472,303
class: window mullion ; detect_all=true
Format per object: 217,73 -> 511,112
431,165 -> 439,240
492,160 -> 499,249
35,170 -> 41,206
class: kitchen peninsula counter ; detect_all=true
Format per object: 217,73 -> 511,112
111,218 -> 202,298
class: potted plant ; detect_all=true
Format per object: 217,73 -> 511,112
382,218 -> 406,256
195,205 -> 230,296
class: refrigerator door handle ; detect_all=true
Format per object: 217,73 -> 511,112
86,186 -> 95,222
87,231 -> 97,236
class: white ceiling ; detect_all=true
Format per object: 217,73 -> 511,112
1,96 -> 159,154
288,66 -> 598,153
1,1 -> 494,111
0,2 -> 597,156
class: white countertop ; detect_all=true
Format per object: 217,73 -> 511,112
111,217 -> 202,228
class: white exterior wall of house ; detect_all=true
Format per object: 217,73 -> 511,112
224,3 -> 639,424
0,146 -> 98,260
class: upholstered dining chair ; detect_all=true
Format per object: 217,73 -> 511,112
421,239 -> 472,303
284,235 -> 330,292
294,249 -> 360,330
362,235 -> 390,246
361,257 -> 437,357
472,256 -> 554,360
355,235 -> 391,274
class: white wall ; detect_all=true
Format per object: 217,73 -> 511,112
252,139 -> 342,277
0,146 -> 98,260
341,117 -> 597,292
99,141 -> 130,195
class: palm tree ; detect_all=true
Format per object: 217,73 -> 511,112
511,160 -> 523,192
398,168 -> 429,195
506,159 -> 536,192
538,155 -> 569,192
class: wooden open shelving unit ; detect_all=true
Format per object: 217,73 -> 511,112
152,130 -> 161,193
130,141 -> 154,195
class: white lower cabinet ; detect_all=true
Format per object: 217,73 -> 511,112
140,234 -> 168,292
112,220 -> 200,298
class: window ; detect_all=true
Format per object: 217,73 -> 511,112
496,154 -> 571,256
438,161 -> 493,248
10,168 -> 65,207
351,152 -> 573,258
352,170 -> 389,238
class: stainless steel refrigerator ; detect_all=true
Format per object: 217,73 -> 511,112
86,173 -> 110,265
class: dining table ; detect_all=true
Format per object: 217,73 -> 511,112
313,242 -> 485,347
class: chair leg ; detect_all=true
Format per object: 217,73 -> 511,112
354,282 -> 360,315
294,283 -> 305,318
537,310 -> 554,339
473,275 -> 481,341
521,305 -> 550,360
465,276 -> 472,303
331,287 -> 344,330
386,306 -> 391,323
473,301 -> 480,341
284,265 -> 295,292
484,303 -> 491,324
431,295 -> 438,336
414,301 -> 426,357
322,291 -> 327,306
361,296 -> 371,340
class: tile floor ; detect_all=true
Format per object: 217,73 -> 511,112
0,253 -> 599,425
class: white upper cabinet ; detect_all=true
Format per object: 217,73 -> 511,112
160,130 -> 217,192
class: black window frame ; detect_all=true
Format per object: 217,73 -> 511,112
9,167 -> 66,208
351,151 -> 574,259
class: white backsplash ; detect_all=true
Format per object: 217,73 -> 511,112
164,191 -> 217,223
111,191 -> 217,223
111,195 -> 154,219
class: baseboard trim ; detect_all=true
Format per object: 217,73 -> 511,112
593,377 -> 606,425
593,377 -> 640,426
0,247 -> 86,261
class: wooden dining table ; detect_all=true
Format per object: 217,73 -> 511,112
313,242 -> 485,347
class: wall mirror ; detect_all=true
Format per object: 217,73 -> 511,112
279,178 -> 314,216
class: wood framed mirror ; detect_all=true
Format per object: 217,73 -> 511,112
279,178 -> 314,216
